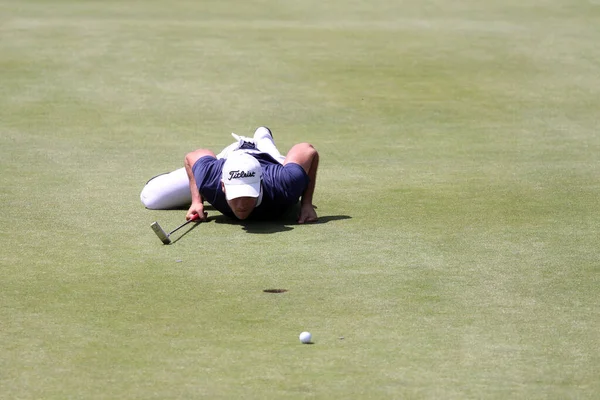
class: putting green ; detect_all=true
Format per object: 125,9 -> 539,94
1,0 -> 598,398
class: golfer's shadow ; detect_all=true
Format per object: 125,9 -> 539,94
168,214 -> 291,242
212,213 -> 352,234
170,204 -> 352,240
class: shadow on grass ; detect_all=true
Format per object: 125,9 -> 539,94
168,207 -> 352,241
212,213 -> 352,234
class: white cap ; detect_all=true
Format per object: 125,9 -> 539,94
221,152 -> 262,200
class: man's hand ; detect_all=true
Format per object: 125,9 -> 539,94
187,202 -> 208,221
298,204 -> 318,224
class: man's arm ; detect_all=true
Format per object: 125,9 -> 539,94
283,143 -> 319,224
184,149 -> 216,221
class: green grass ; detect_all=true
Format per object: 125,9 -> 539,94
1,0 -> 599,398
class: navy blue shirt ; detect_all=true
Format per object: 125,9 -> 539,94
192,153 -> 309,219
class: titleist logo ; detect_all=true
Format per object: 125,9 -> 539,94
227,170 -> 256,180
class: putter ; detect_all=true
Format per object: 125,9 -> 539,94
150,213 -> 204,244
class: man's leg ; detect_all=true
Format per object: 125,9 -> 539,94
254,127 -> 285,164
140,167 -> 192,209
217,127 -> 286,164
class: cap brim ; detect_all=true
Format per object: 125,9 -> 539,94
224,182 -> 261,200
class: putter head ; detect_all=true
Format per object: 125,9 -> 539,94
150,221 -> 171,244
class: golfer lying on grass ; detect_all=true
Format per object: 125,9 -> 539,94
141,127 -> 319,223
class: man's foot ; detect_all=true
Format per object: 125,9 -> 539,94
254,126 -> 273,141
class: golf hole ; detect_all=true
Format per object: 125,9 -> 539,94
263,289 -> 288,293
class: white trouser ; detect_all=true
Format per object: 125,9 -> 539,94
140,128 -> 284,209
140,168 -> 191,210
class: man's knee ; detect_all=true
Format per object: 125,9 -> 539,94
140,168 -> 191,209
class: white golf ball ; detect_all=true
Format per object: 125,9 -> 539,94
299,331 -> 312,344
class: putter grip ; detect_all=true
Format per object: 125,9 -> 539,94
189,212 -> 207,221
